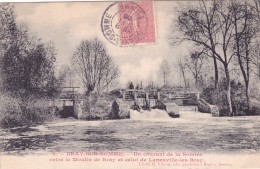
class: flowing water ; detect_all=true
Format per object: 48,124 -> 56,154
130,109 -> 172,120
0,110 -> 260,155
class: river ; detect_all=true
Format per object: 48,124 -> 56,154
0,111 -> 260,155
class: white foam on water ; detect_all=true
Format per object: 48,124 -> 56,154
179,111 -> 212,119
130,109 -> 173,121
30,125 -> 50,132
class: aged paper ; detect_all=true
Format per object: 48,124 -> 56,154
0,0 -> 260,169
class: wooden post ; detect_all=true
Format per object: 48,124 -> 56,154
145,91 -> 149,108
134,90 -> 137,100
157,91 -> 160,100
146,91 -> 149,100
196,93 -> 200,99
123,90 -> 126,100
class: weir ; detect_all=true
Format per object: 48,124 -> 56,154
121,88 -> 219,118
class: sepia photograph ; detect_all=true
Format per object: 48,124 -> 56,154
0,0 -> 260,168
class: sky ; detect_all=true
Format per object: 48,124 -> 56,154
14,1 -> 190,88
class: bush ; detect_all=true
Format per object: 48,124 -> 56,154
0,93 -> 56,127
80,93 -> 131,120
200,80 -> 252,116
200,85 -> 229,116
231,81 -> 248,115
81,94 -> 111,120
109,89 -> 122,98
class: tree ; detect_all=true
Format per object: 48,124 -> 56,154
172,1 -> 220,89
0,3 -> 17,88
173,0 -> 238,115
0,3 -> 58,126
1,19 -> 56,96
253,0 -> 260,79
58,64 -> 74,87
185,49 -> 206,88
178,59 -> 188,88
230,0 -> 259,111
71,38 -> 119,95
101,61 -> 119,93
0,3 -> 16,50
159,60 -> 170,87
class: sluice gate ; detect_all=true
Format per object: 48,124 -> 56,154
121,88 -> 219,117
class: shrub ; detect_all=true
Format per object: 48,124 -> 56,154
200,84 -> 229,116
0,93 -> 56,127
81,94 -> 111,120
231,81 -> 248,115
109,89 -> 122,98
80,93 -> 131,120
201,80 -> 252,116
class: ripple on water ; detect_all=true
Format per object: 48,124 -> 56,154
0,115 -> 260,154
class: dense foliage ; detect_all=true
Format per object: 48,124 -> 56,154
0,3 -> 57,127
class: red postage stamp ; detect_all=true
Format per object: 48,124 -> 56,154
101,1 -> 156,46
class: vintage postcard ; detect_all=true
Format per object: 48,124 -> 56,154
0,0 -> 260,169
